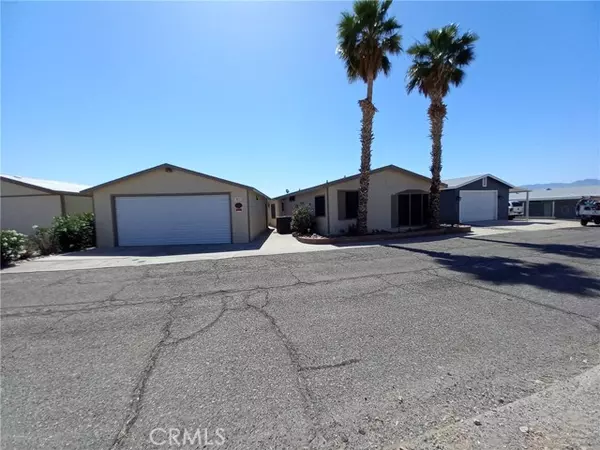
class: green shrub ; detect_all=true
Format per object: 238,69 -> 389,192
51,213 -> 95,252
30,226 -> 58,255
291,204 -> 314,235
1,230 -> 26,266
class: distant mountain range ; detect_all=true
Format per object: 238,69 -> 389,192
522,179 -> 600,190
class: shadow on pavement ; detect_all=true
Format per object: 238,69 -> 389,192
383,244 -> 600,297
466,236 -> 600,260
62,229 -> 273,257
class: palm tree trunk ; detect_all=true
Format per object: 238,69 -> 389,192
427,96 -> 447,229
357,76 -> 376,235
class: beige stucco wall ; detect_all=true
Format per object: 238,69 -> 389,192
278,188 -> 328,235
327,170 -> 430,235
1,179 -> 48,196
1,195 -> 62,234
64,195 -> 93,215
248,192 -> 267,240
91,168 -> 251,247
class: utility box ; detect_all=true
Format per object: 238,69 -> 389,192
276,216 -> 292,234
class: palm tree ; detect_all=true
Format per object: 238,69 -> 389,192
337,0 -> 402,235
406,24 -> 478,228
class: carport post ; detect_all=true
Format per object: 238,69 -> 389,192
525,191 -> 530,221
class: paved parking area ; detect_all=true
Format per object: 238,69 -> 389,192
1,227 -> 599,449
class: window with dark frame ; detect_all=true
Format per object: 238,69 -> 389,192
314,196 -> 326,217
345,191 -> 359,219
270,203 -> 276,219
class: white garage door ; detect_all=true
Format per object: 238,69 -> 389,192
115,195 -> 231,246
459,190 -> 497,223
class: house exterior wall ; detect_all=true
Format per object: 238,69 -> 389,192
1,180 -> 47,196
441,177 -> 510,223
278,188 -> 328,235
1,195 -> 62,234
92,168 -> 250,247
248,192 -> 268,240
1,179 -> 63,234
327,170 -> 430,235
64,195 -> 93,215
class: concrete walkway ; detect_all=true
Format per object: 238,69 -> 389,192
2,220 -> 582,273
468,218 -> 582,237
2,231 -> 349,273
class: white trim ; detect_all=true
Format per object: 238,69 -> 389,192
459,190 -> 498,222
447,174 -> 515,190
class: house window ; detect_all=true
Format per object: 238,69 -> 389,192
289,195 -> 296,202
281,201 -> 285,214
345,191 -> 359,219
482,177 -> 488,188
270,203 -> 276,219
315,196 -> 326,217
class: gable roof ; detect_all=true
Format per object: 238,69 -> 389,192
273,164 -> 437,200
510,185 -> 600,201
1,174 -> 90,194
443,174 -> 515,190
80,163 -> 269,199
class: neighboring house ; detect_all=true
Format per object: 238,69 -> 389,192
81,163 -> 269,247
510,185 -> 600,219
1,175 -> 92,234
270,165 -> 438,235
441,174 -> 514,224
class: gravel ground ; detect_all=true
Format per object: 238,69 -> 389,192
1,227 -> 599,449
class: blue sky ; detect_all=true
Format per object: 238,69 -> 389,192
2,1 -> 599,197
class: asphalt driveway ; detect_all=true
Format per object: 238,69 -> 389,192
1,227 -> 599,449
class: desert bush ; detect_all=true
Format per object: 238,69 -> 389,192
51,213 -> 95,252
30,226 -> 58,255
1,229 -> 26,266
291,204 -> 314,235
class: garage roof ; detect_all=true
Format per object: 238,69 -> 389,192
443,174 -> 515,190
1,174 -> 90,194
273,164 -> 437,200
81,163 -> 269,199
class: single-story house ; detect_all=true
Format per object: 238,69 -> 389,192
441,174 -> 514,223
1,175 -> 92,234
270,164 -> 439,235
81,163 -> 269,247
510,185 -> 600,219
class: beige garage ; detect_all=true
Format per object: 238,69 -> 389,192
82,163 -> 269,247
1,175 -> 92,235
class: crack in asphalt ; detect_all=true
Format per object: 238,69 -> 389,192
109,294 -> 230,450
109,301 -> 178,450
243,289 -> 361,447
164,297 -> 228,346
244,293 -> 321,446
299,358 -> 361,372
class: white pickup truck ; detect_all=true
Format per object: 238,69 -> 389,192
576,197 -> 600,226
508,201 -> 524,220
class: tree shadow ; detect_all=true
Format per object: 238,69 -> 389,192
466,236 -> 600,260
383,244 -> 600,297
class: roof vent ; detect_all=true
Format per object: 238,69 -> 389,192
546,188 -> 552,190
165,167 -> 173,173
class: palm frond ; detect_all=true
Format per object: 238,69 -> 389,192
336,0 -> 403,85
405,23 -> 478,98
